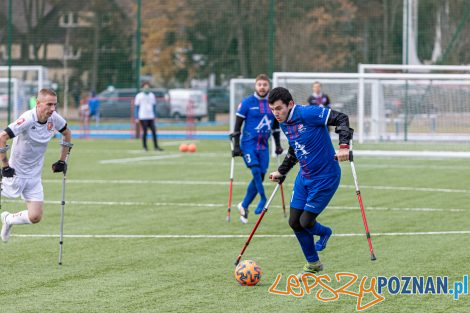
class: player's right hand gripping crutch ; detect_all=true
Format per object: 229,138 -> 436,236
347,132 -> 376,261
227,139 -> 235,222
58,144 -> 73,266
234,177 -> 284,266
276,155 -> 287,218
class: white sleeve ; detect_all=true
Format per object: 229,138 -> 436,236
134,93 -> 141,106
6,112 -> 34,137
52,112 -> 67,132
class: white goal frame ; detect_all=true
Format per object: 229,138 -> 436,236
273,70 -> 470,143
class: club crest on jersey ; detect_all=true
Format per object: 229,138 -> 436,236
47,122 -> 53,130
16,117 -> 25,125
298,123 -> 306,133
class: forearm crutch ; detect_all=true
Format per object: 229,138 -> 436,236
276,155 -> 287,218
235,182 -> 281,266
227,140 -> 235,222
348,137 -> 376,261
59,145 -> 73,266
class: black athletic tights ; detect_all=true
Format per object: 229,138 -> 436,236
288,207 -> 319,232
140,119 -> 158,150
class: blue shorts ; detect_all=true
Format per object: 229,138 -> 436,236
241,145 -> 270,174
290,173 -> 341,214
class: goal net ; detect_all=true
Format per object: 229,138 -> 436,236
230,67 -> 470,147
0,66 -> 49,122
273,68 -> 470,143
359,64 -> 470,142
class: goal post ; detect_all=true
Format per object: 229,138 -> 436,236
229,78 -> 255,133
230,67 -> 470,145
273,69 -> 470,143
0,78 -> 21,120
0,66 -> 49,122
359,64 -> 470,143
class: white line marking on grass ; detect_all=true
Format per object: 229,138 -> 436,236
99,154 -> 181,164
2,199 -> 462,212
340,185 -> 470,194
41,179 -> 470,194
355,150 -> 470,159
11,230 -> 470,239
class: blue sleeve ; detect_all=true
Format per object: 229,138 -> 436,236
301,106 -> 330,127
236,99 -> 249,119
134,106 -> 139,119
153,105 -> 157,117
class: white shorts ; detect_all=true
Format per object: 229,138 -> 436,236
1,176 -> 44,201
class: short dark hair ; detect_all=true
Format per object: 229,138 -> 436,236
268,87 -> 293,105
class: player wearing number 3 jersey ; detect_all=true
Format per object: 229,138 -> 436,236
230,74 -> 283,223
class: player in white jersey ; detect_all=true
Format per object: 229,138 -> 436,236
134,82 -> 163,151
0,88 -> 72,242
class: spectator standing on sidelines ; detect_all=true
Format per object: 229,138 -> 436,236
88,91 -> 100,126
134,83 -> 163,152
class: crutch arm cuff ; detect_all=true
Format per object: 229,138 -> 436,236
60,141 -> 74,148
0,145 -> 10,153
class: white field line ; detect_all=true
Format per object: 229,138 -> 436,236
355,150 -> 470,159
41,179 -> 470,194
99,154 -> 181,164
2,199 -> 461,213
11,230 -> 470,239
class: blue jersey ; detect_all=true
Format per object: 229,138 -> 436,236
236,93 -> 275,150
280,104 -> 340,179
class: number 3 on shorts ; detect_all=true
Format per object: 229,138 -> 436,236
244,153 -> 251,164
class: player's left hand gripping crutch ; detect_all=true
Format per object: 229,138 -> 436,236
227,139 -> 235,222
234,179 -> 283,266
276,155 -> 287,218
347,136 -> 376,261
58,144 -> 73,266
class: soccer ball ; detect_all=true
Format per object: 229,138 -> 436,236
187,143 -> 197,153
179,143 -> 188,152
234,260 -> 262,286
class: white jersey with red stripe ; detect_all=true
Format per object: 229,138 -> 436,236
6,109 -> 66,178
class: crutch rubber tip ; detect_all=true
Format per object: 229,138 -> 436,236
371,254 -> 377,261
59,262 -> 62,265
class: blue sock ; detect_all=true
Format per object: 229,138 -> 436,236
311,222 -> 331,236
294,230 -> 319,263
242,180 -> 258,210
307,222 -> 332,252
250,167 -> 266,214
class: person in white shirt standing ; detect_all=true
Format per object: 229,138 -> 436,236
134,82 -> 163,151
0,88 -> 72,242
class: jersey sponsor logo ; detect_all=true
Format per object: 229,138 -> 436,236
294,141 -> 309,159
254,115 -> 272,133
47,122 -> 53,131
16,117 -> 25,125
